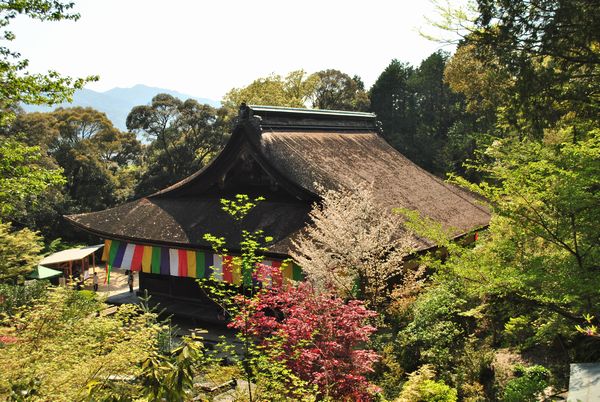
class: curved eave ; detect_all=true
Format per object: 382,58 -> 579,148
147,121 -> 247,198
63,211 -> 293,259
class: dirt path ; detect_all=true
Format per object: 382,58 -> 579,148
81,267 -> 138,296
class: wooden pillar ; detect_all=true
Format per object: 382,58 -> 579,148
92,253 -> 96,273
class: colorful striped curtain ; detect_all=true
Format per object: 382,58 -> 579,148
101,239 -> 303,285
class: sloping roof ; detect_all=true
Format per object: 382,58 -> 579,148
259,131 -> 490,241
39,244 -> 104,266
66,105 -> 490,255
66,198 -> 309,254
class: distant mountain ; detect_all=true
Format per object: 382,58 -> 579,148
22,84 -> 220,131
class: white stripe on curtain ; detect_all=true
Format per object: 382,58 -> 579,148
121,243 -> 136,270
169,248 -> 179,276
213,254 -> 223,281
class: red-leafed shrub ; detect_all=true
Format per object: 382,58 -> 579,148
231,264 -> 380,401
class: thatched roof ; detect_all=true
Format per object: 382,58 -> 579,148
66,105 -> 490,256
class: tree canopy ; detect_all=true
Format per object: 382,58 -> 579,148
127,94 -> 229,196
222,69 -> 369,111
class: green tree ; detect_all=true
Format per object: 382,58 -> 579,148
50,107 -> 141,212
452,131 -> 600,313
369,59 -> 416,154
0,0 -> 100,244
501,365 -> 550,402
0,220 -> 43,283
2,111 -> 60,153
475,0 -> 599,68
309,69 -> 370,111
2,108 -> 142,238
400,131 -> 600,392
222,70 -> 318,109
0,138 -> 64,220
127,95 -> 228,195
411,51 -> 466,174
370,53 -> 468,175
439,0 -> 599,141
0,0 -> 96,126
396,365 -> 458,402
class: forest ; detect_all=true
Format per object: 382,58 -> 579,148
0,0 -> 599,401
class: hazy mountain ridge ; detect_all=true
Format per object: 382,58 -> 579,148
22,84 -> 220,131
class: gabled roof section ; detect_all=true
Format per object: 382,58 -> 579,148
65,104 -> 490,254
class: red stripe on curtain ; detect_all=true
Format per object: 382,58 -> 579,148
222,255 -> 233,283
271,260 -> 282,287
178,249 -> 188,277
130,244 -> 144,272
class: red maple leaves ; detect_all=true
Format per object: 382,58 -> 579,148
231,263 -> 380,400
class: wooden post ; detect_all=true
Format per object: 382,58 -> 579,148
68,261 -> 72,281
92,252 -> 96,273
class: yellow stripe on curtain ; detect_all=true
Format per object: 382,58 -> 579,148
141,245 -> 152,273
186,250 -> 196,278
101,239 -> 112,262
231,257 -> 242,285
281,260 -> 294,282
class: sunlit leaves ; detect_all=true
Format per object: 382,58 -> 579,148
0,138 -> 65,219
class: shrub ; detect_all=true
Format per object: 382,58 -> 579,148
231,264 -> 380,401
0,286 -> 162,401
501,364 -> 549,402
0,280 -> 49,317
399,281 -> 469,371
396,365 -> 458,402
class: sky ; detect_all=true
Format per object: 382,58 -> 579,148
9,0 -> 460,101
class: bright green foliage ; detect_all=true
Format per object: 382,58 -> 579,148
388,130 -> 600,396
399,281 -> 469,372
220,194 -> 265,223
576,313 -> 599,338
223,69 -> 369,112
0,280 -> 48,316
0,138 -> 64,219
396,365 -> 458,402
0,287 -> 161,401
501,365 -> 550,402
0,220 -> 44,283
201,194 -> 271,312
0,0 -> 96,126
222,70 -> 318,109
201,195 -> 277,402
451,131 -> 600,325
245,341 -> 317,401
